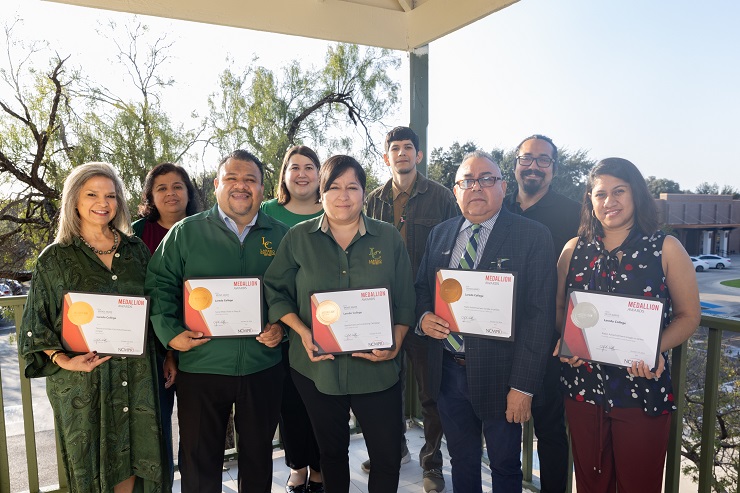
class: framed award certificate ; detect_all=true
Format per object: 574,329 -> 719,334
184,277 -> 263,337
434,268 -> 517,341
62,291 -> 149,357
559,289 -> 666,369
310,287 -> 395,355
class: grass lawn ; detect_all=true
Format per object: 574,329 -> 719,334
720,279 -> 740,288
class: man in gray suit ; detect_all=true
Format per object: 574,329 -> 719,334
415,151 -> 556,493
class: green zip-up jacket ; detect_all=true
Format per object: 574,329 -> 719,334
145,205 -> 289,376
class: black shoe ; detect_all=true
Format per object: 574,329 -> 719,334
286,478 -> 307,493
307,480 -> 325,493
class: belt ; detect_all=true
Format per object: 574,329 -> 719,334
444,350 -> 466,366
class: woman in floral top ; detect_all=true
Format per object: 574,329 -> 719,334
555,158 -> 700,492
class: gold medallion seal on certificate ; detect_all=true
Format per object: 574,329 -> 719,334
62,291 -> 149,357
434,268 -> 516,341
439,278 -> 463,303
315,300 -> 341,325
559,289 -> 666,369
188,287 -> 213,311
310,287 -> 395,355
67,301 -> 95,326
184,277 -> 263,338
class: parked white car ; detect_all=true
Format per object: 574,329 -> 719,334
697,255 -> 732,269
690,257 -> 711,272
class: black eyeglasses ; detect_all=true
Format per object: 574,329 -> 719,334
516,156 -> 554,168
455,176 -> 503,190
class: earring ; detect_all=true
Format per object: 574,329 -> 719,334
591,209 -> 596,218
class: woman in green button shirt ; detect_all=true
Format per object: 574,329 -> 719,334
264,155 -> 416,493
18,162 -> 167,493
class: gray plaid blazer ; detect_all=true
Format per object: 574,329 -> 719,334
414,207 -> 556,420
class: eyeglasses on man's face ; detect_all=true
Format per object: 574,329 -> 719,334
516,156 -> 554,168
455,176 -> 503,190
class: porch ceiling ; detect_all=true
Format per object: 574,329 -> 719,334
42,0 -> 519,51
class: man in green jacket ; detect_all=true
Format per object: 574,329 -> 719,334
146,150 -> 289,493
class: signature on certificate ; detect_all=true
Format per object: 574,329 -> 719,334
596,344 -> 616,352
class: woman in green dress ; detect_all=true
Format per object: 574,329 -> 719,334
18,162 -> 167,493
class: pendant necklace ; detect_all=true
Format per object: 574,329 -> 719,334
79,226 -> 119,255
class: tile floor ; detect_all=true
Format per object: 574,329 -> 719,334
171,420 -> 539,492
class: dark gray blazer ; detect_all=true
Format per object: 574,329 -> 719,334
414,207 -> 556,420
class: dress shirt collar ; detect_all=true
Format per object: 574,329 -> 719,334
458,210 -> 500,234
217,205 -> 258,241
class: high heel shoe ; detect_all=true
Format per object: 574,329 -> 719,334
307,480 -> 325,493
286,477 -> 307,493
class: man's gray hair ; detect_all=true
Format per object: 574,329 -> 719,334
461,150 -> 497,166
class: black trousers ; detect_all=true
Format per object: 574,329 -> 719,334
292,368 -> 402,493
531,345 -> 570,493
176,364 -> 284,493
401,331 -> 444,470
279,342 -> 321,471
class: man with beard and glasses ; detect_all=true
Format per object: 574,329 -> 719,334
503,135 -> 580,493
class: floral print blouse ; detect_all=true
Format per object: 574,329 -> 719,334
561,229 -> 676,416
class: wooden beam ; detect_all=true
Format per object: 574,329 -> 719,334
397,0 -> 413,13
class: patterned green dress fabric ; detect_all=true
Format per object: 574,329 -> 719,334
18,234 -> 167,493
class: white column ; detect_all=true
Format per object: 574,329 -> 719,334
721,230 -> 729,256
702,231 -> 713,254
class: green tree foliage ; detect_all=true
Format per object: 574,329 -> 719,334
72,21 -> 203,211
646,176 -> 682,197
427,141 -> 478,190
696,182 -> 720,195
682,335 -> 739,492
205,44 -> 400,198
428,141 -> 595,202
0,21 -> 74,275
720,185 -> 740,200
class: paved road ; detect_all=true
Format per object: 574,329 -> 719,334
692,257 -> 740,317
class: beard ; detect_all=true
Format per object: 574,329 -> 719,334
519,170 -> 546,195
521,181 -> 544,195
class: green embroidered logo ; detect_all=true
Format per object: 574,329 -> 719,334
369,248 -> 382,265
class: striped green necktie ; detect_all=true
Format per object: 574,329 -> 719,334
444,224 -> 480,353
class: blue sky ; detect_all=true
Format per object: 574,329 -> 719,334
3,0 -> 739,191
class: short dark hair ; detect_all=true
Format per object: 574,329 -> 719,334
319,155 -> 366,195
276,145 -> 321,205
515,134 -> 559,172
578,157 -> 658,239
385,126 -> 419,153
138,162 -> 201,221
218,149 -> 264,183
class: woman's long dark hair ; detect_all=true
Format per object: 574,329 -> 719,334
578,157 -> 658,239
138,162 -> 201,221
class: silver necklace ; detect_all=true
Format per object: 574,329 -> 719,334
79,226 -> 119,255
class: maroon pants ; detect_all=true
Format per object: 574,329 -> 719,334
564,399 -> 671,493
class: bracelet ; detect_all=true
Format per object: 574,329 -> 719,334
49,350 -> 65,365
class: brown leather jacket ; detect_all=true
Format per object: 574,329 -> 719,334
365,171 -> 460,279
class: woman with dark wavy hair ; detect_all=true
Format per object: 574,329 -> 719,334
556,158 -> 700,492
133,162 -> 201,483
